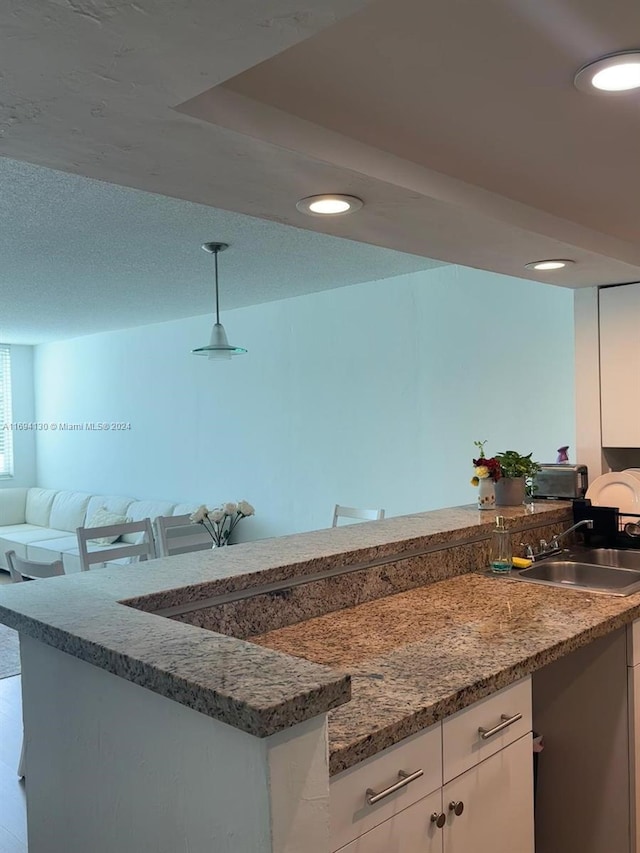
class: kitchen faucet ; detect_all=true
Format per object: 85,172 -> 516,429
521,519 -> 593,561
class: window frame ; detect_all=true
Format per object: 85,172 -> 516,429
0,344 -> 14,479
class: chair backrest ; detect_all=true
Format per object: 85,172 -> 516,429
6,550 -> 65,582
76,518 -> 157,572
332,505 -> 385,528
154,514 -> 213,558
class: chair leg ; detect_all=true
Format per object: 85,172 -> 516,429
17,735 -> 25,779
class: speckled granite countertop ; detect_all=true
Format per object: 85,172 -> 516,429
0,502 -> 573,741
254,571 -> 640,774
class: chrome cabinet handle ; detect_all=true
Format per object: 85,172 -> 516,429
365,768 -> 424,805
431,812 -> 446,828
478,712 -> 523,740
449,800 -> 464,816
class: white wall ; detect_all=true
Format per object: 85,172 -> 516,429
0,344 -> 37,489
573,287 -> 604,479
33,265 -> 575,538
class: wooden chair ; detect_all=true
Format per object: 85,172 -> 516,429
76,518 -> 156,572
154,514 -> 213,558
6,550 -> 65,779
6,550 -> 65,582
331,505 -> 385,527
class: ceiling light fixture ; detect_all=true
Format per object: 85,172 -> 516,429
525,260 -> 575,271
296,194 -> 363,216
192,242 -> 247,359
574,50 -> 640,93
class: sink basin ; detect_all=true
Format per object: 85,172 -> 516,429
568,548 -> 640,571
513,559 -> 640,596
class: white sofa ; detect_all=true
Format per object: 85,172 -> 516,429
0,488 -> 197,573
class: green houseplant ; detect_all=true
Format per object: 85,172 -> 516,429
494,450 -> 541,506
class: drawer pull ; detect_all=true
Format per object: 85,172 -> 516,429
365,769 -> 424,805
478,712 -> 523,740
449,800 -> 464,816
431,812 -> 446,828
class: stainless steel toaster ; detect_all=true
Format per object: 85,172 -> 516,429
533,464 -> 588,500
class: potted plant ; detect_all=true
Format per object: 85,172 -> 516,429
494,450 -> 541,506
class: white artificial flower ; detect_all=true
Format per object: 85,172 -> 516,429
208,509 -> 225,523
223,502 -> 238,516
190,505 -> 208,523
237,500 -> 255,517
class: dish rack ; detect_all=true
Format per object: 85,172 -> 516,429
572,499 -> 640,549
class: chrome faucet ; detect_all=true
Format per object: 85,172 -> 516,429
521,519 -> 593,561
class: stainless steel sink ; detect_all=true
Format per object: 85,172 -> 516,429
570,548 -> 640,571
505,546 -> 640,596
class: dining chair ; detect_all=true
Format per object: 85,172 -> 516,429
331,505 -> 385,527
154,514 -> 213,557
76,518 -> 156,572
6,550 -> 65,779
6,550 -> 65,582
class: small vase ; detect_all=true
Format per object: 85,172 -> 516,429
477,478 -> 496,510
495,477 -> 526,507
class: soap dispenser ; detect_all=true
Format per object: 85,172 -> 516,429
490,516 -> 512,573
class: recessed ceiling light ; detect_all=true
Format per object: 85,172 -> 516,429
296,194 -> 363,216
525,260 -> 575,271
575,51 -> 640,93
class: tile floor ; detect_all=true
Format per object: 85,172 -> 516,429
0,675 -> 27,852
0,569 -> 27,850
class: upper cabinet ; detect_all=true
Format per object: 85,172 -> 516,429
600,283 -> 640,448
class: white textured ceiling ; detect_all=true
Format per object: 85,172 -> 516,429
1,0 -> 640,297
0,158 -> 443,345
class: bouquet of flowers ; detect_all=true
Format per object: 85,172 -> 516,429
471,440 -> 502,486
190,500 -> 255,547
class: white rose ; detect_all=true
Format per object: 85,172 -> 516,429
237,500 -> 255,517
190,505 -> 208,523
223,502 -> 238,516
208,509 -> 225,523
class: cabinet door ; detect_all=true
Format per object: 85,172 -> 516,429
337,789 -> 443,853
443,734 -> 534,853
600,283 -> 640,448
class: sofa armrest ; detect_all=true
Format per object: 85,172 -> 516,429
0,488 -> 29,525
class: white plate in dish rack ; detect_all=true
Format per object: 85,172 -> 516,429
586,472 -> 640,515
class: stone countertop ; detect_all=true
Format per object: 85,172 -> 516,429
253,571 -> 640,774
0,502 -> 571,739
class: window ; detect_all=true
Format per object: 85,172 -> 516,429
0,345 -> 13,478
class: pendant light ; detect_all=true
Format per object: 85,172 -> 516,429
192,242 -> 247,359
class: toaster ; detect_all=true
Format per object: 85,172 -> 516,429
533,464 -> 588,500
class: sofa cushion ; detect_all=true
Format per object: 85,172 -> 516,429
85,508 -> 129,545
0,488 -> 28,526
0,527 -> 69,562
49,491 -> 92,533
121,500 -> 175,543
0,524 -> 46,568
85,494 -> 135,524
25,488 -> 58,527
27,536 -> 81,564
172,503 -> 200,516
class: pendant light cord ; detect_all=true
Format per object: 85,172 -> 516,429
214,248 -> 220,325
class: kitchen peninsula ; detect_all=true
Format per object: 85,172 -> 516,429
2,501 -> 640,853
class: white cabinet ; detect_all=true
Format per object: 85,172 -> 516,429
337,736 -> 533,853
599,283 -> 640,448
338,790 -> 443,852
443,735 -> 534,853
442,678 -> 532,782
332,679 -> 534,853
330,722 -> 442,851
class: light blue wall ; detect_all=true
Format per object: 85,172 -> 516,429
0,345 -> 36,489
33,265 -> 575,537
